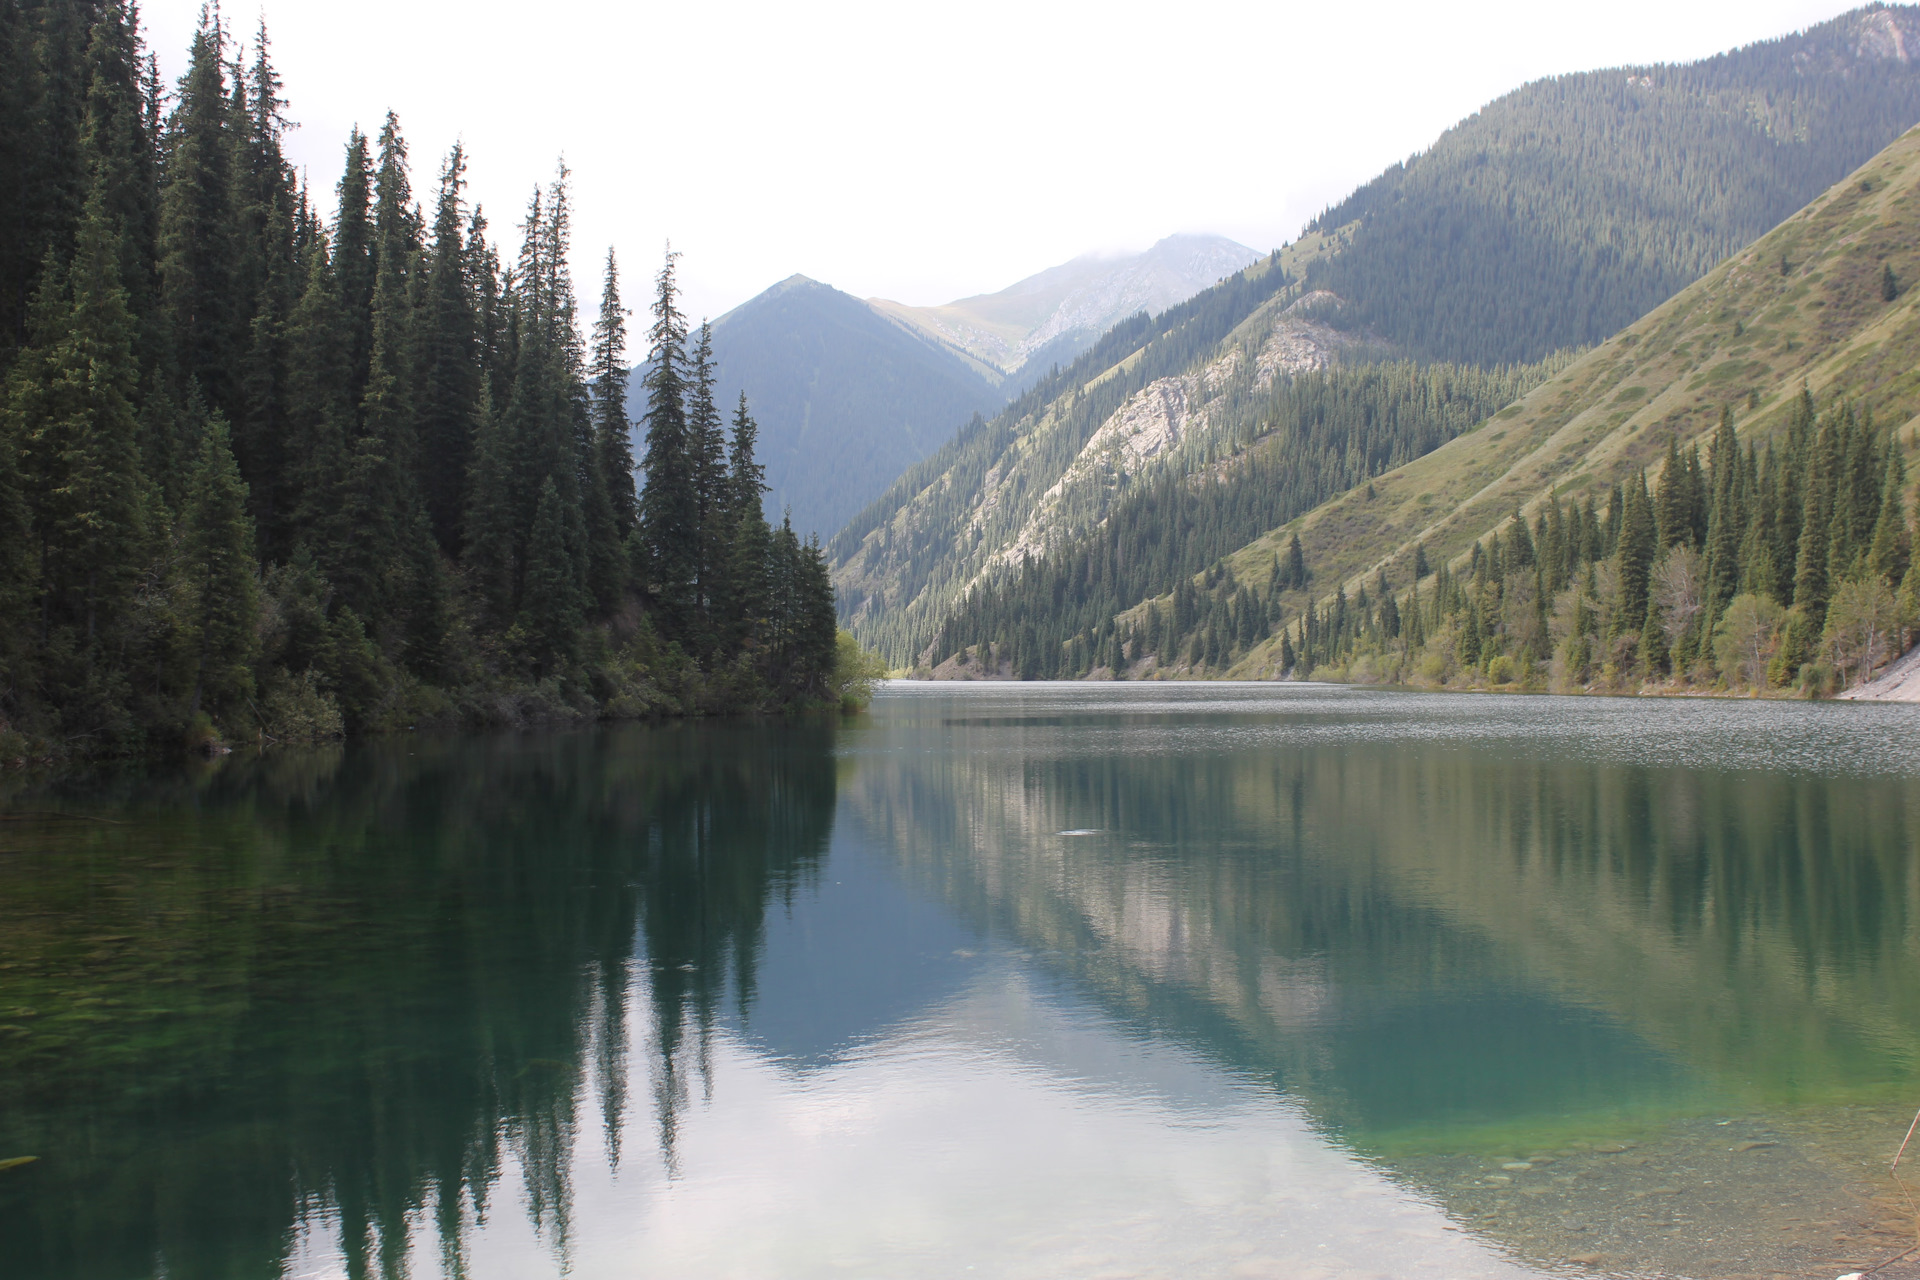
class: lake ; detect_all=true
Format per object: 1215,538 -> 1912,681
4,682 -> 1920,1279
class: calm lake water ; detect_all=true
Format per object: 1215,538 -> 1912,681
5,683 -> 1920,1279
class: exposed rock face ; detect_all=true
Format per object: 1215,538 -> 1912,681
1836,644 -> 1920,701
830,268 -> 1388,661
1852,7 -> 1912,62
988,297 -> 1377,573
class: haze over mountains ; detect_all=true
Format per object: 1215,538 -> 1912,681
645,235 -> 1259,539
831,3 -> 1920,678
871,235 -> 1262,378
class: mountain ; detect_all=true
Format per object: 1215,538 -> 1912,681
672,275 -> 1007,540
658,238 -> 1261,541
869,234 -> 1261,378
1200,119 -> 1920,686
833,4 -> 1920,670
1299,4 -> 1920,366
936,119 -> 1920,690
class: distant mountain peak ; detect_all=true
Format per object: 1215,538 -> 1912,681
678,238 -> 1267,545
870,234 -> 1262,379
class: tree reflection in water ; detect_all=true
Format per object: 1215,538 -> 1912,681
0,722 -> 838,1280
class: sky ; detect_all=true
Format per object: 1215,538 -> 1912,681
143,0 -> 1859,324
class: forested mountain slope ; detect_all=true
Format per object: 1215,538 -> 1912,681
1303,4 -> 1920,365
838,4 -> 1920,671
1147,123 -> 1920,690
831,256 -> 1362,661
690,275 -> 1006,538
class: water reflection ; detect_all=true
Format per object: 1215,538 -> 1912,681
1,685 -> 1918,1278
0,724 -> 837,1279
851,686 -> 1920,1142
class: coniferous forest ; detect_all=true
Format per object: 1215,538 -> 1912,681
929,387 -> 1916,694
1266,395 -> 1915,696
928,357 -> 1566,677
0,1 -> 856,759
1302,20 -> 1920,365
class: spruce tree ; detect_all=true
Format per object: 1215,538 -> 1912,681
9,188 -> 147,676
333,128 -> 375,408
155,7 -> 238,458
332,240 -> 425,632
589,248 -> 636,537
1868,446 -> 1912,587
461,381 -> 517,626
1615,471 -> 1657,632
229,21 -> 299,548
581,249 -> 629,616
516,475 -> 583,674
1703,406 -> 1743,609
179,412 -> 259,724
1285,532 -> 1307,588
1793,416 -> 1837,620
1654,435 -> 1690,549
685,321 -> 727,649
283,240 -> 353,556
414,145 -> 479,555
76,0 -> 160,368
723,393 -> 771,648
637,249 -> 697,643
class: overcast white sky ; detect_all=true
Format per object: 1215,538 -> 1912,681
144,0 -> 1858,324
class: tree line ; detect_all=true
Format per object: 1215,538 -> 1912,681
0,0 -> 848,757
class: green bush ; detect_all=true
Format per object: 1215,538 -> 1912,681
832,631 -> 889,712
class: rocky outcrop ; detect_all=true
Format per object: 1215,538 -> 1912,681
1836,643 -> 1920,701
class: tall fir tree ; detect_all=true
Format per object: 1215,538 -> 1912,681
516,474 -> 582,675
637,249 -> 697,642
9,186 -> 147,689
332,127 -> 375,411
722,392 -> 770,649
686,321 -> 728,649
414,145 -> 479,555
1614,471 -> 1657,634
589,248 -> 636,537
581,249 -> 629,615
155,6 -> 238,474
179,411 -> 259,722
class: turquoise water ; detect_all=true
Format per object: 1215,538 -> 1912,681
4,683 -> 1920,1278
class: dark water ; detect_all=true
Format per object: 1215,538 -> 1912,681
4,683 -> 1920,1279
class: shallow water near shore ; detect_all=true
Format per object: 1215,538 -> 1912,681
4,682 -> 1920,1279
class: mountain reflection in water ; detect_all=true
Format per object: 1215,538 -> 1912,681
3,683 -> 1919,1279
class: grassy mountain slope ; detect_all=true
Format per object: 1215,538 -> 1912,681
667,275 -> 1007,539
839,4 -> 1920,670
1304,4 -> 1920,365
1210,123 -> 1920,677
